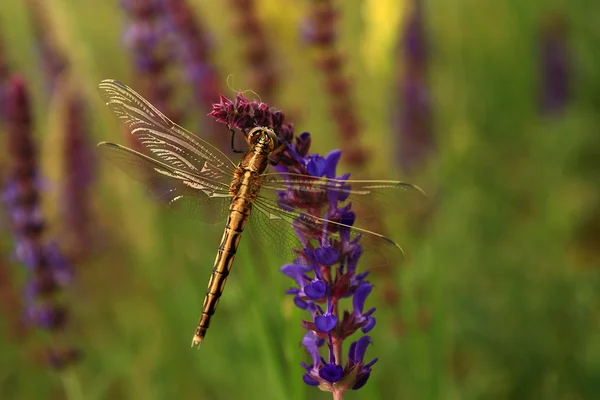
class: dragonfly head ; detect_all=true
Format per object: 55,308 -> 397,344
247,126 -> 278,153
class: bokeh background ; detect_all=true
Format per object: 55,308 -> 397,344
1,0 -> 600,399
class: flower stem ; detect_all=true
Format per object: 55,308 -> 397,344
332,300 -> 343,364
333,390 -> 344,400
60,367 -> 83,400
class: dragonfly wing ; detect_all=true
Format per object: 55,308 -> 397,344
251,193 -> 405,270
98,142 -> 231,224
98,79 -> 237,179
259,172 -> 425,222
248,201 -> 305,263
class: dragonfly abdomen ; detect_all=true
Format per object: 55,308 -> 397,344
191,196 -> 253,347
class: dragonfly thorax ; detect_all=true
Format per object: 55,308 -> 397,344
247,126 -> 277,153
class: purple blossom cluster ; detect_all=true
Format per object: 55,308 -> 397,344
210,93 -> 377,396
161,0 -> 227,148
121,0 -> 180,122
539,12 -> 571,115
0,33 -> 9,119
2,76 -> 79,369
300,1 -> 366,166
230,0 -> 278,99
25,0 -> 68,93
24,0 -> 96,260
61,90 -> 96,260
397,0 -> 434,173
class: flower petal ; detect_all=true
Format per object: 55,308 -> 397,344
315,314 -> 338,332
306,155 -> 327,177
353,335 -> 372,364
304,279 -> 327,299
324,150 -> 342,178
362,316 -> 376,333
353,283 -> 373,316
314,246 -> 339,265
319,363 -> 344,383
303,373 -> 319,386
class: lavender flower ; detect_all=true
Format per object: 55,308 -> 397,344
162,0 -> 227,148
210,93 -> 377,396
2,75 -> 79,369
301,1 -> 366,166
397,0 -> 434,173
25,0 -> 96,260
60,88 -> 96,260
0,31 -> 10,121
230,0 -> 278,100
25,0 -> 68,93
121,0 -> 180,123
539,12 -> 571,115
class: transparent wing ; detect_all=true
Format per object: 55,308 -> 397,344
250,193 -> 405,270
259,172 -> 425,214
98,79 -> 237,180
98,142 -> 231,224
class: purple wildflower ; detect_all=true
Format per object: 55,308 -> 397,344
301,1 -> 366,166
121,0 -> 180,123
161,0 -> 227,148
2,75 -> 79,369
539,12 -> 571,115
25,0 -> 96,260
25,0 -> 68,93
397,0 -> 434,173
0,35 -> 9,121
230,0 -> 278,100
210,93 -> 378,395
60,88 -> 96,261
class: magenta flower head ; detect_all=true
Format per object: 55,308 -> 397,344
210,93 -> 378,396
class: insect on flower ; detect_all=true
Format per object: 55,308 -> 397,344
96,80 -> 422,347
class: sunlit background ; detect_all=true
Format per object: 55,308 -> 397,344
1,0 -> 599,399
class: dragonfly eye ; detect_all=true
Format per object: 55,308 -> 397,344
248,127 -> 277,152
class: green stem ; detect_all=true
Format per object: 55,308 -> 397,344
60,368 -> 83,400
333,390 -> 345,400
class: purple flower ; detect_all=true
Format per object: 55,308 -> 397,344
0,36 -> 9,121
210,92 -> 379,395
347,336 -> 378,390
229,0 -> 278,99
161,0 -> 227,148
60,90 -> 96,261
121,0 -> 180,123
397,0 -> 434,173
301,1 -> 366,166
539,12 -> 571,115
24,0 -> 68,93
2,75 -> 78,369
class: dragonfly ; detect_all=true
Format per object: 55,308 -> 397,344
96,79 -> 422,347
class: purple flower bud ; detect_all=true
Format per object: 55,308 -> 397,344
306,155 -> 327,177
302,331 -> 322,367
315,313 -> 337,332
304,279 -> 327,299
353,283 -> 372,316
323,150 -> 342,179
362,316 -> 376,333
314,245 -> 339,265
319,363 -> 344,383
294,296 -> 310,310
303,373 -> 319,386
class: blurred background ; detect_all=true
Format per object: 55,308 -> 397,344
1,0 -> 599,399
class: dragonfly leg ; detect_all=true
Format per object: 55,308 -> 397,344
230,127 -> 245,154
